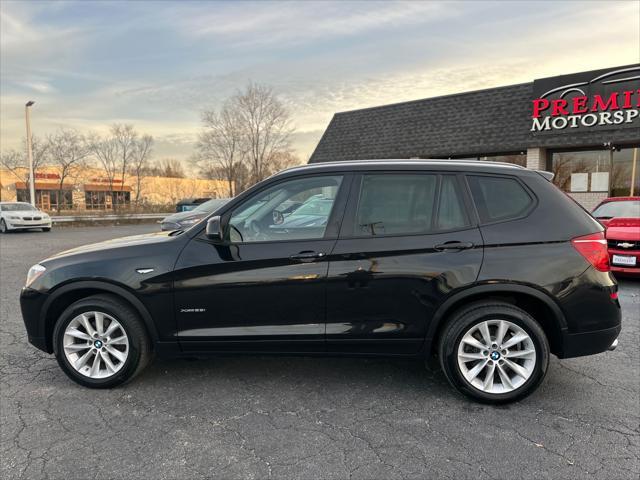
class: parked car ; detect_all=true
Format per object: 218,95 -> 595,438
592,196 -> 640,276
20,160 -> 621,403
160,198 -> 229,231
175,197 -> 211,213
0,202 -> 51,233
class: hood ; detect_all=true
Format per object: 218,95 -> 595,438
162,210 -> 206,224
44,231 -> 180,261
605,217 -> 640,241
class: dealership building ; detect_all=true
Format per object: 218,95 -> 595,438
309,64 -> 640,210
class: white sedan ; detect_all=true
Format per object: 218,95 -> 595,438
0,202 -> 52,233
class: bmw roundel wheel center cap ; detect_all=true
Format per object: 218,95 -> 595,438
490,350 -> 501,361
94,339 -> 104,349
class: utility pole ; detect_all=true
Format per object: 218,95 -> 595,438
25,101 -> 36,206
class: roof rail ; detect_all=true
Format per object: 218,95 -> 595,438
287,158 -> 526,173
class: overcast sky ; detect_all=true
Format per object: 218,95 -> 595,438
1,0 -> 638,164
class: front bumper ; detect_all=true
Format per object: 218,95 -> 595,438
608,248 -> 640,276
7,220 -> 52,230
20,287 -> 52,353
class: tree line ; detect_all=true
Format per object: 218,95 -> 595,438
0,82 -> 301,209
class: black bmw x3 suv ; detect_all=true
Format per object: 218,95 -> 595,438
20,160 -> 621,403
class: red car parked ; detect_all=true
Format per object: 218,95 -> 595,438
592,196 -> 640,276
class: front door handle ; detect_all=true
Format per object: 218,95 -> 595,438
289,251 -> 326,262
433,241 -> 474,252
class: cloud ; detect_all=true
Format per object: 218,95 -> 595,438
0,0 -> 638,164
170,0 -> 456,47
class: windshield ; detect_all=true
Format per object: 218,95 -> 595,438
1,203 -> 37,212
192,199 -> 226,213
593,200 -> 640,218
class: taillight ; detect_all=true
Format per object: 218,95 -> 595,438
571,232 -> 610,272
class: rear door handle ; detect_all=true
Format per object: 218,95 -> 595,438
433,241 -> 474,252
289,251 -> 326,262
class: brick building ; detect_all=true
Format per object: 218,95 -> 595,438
0,166 -> 227,211
309,64 -> 640,210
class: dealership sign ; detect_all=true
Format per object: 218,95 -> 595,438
531,64 -> 640,134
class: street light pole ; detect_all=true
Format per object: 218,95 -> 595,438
25,100 -> 36,206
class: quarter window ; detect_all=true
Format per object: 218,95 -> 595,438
468,175 -> 533,222
436,176 -> 469,230
228,175 -> 343,243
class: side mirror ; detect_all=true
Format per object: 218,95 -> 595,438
206,216 -> 223,241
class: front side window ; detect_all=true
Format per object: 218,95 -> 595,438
355,174 -> 437,236
468,175 -> 533,223
228,175 -> 343,243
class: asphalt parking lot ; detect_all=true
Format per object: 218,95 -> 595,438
0,224 -> 638,479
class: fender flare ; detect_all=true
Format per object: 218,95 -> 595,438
41,280 -> 160,344
425,282 -> 567,350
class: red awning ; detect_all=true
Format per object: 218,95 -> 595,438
15,182 -> 74,190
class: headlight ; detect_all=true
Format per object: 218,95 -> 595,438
26,264 -> 46,287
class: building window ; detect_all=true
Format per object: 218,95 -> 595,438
84,190 -> 131,210
550,150 -> 611,193
551,147 -> 640,196
611,147 -> 640,197
16,189 -> 73,210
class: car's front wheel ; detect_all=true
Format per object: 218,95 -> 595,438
53,294 -> 151,388
438,301 -> 549,404
0,219 -> 8,233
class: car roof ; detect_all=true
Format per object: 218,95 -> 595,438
278,159 -> 529,178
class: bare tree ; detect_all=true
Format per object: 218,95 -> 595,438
129,134 -> 154,204
88,132 -> 119,196
112,124 -> 137,190
148,158 -> 186,178
233,82 -> 293,184
194,82 -> 295,195
0,136 -> 48,185
194,102 -> 246,196
46,129 -> 91,212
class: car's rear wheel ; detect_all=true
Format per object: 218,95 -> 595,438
42,227 -> 51,232
438,301 -> 549,404
53,294 -> 151,388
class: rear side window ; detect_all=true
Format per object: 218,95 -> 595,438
467,175 -> 533,223
356,174 -> 437,236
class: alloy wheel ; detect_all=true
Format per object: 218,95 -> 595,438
62,311 -> 129,379
457,319 -> 536,394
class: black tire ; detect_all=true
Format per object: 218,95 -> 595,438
438,301 -> 549,404
42,227 -> 51,232
53,294 -> 152,388
0,219 -> 8,233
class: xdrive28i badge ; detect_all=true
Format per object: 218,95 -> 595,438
180,308 -> 206,313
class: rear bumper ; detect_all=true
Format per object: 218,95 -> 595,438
558,324 -> 621,359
